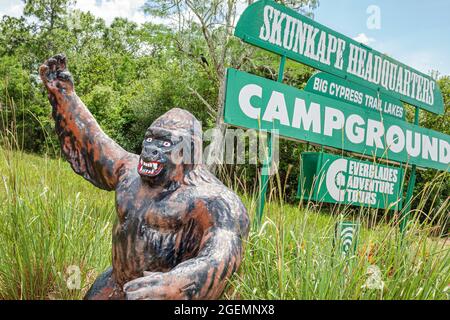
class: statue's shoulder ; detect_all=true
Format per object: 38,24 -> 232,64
115,158 -> 142,192
185,175 -> 240,204
205,188 -> 249,237
184,177 -> 248,235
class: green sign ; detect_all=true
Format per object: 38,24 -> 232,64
335,221 -> 359,256
224,68 -> 450,172
298,152 -> 404,209
305,72 -> 405,120
235,0 -> 444,114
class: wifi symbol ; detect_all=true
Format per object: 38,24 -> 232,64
335,222 -> 359,256
341,227 -> 355,253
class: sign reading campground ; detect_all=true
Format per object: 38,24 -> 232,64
235,0 -> 444,114
305,72 -> 405,120
298,152 -> 404,210
224,68 -> 450,172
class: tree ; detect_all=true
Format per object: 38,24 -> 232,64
20,0 -> 76,59
23,0 -> 73,31
0,16 -> 32,57
414,76 -> 450,231
143,0 -> 319,172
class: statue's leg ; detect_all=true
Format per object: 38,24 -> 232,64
84,267 -> 124,300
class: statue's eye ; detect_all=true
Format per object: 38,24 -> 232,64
162,141 -> 171,147
145,138 -> 152,143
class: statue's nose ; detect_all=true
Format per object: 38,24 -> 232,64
142,146 -> 160,160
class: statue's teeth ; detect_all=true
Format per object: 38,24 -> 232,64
138,160 -> 162,175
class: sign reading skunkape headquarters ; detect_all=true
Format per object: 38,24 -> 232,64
234,0 -> 444,115
225,0 -> 448,211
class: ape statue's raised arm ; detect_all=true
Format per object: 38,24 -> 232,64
40,54 -> 249,300
39,54 -> 136,190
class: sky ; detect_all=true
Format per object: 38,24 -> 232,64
314,0 -> 450,76
1,0 -> 449,75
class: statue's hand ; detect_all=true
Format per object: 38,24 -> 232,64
123,271 -> 191,300
123,272 -> 166,300
39,54 -> 75,98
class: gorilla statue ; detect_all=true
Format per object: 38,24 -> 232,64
39,54 -> 249,300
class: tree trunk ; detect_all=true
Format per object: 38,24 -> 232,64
206,75 -> 227,174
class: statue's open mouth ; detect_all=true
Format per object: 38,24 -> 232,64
138,158 -> 163,176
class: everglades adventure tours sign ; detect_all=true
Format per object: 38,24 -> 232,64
235,0 -> 444,114
298,152 -> 404,209
224,68 -> 450,172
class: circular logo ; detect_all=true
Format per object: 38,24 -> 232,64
326,159 -> 348,201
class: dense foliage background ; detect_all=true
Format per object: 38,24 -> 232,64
0,0 -> 448,229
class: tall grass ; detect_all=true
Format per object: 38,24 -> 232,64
0,99 -> 114,299
226,200 -> 449,299
0,149 -> 115,299
220,155 -> 449,300
0,96 -> 449,300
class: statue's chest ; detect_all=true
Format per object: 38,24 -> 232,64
115,177 -> 191,227
112,179 -> 202,282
